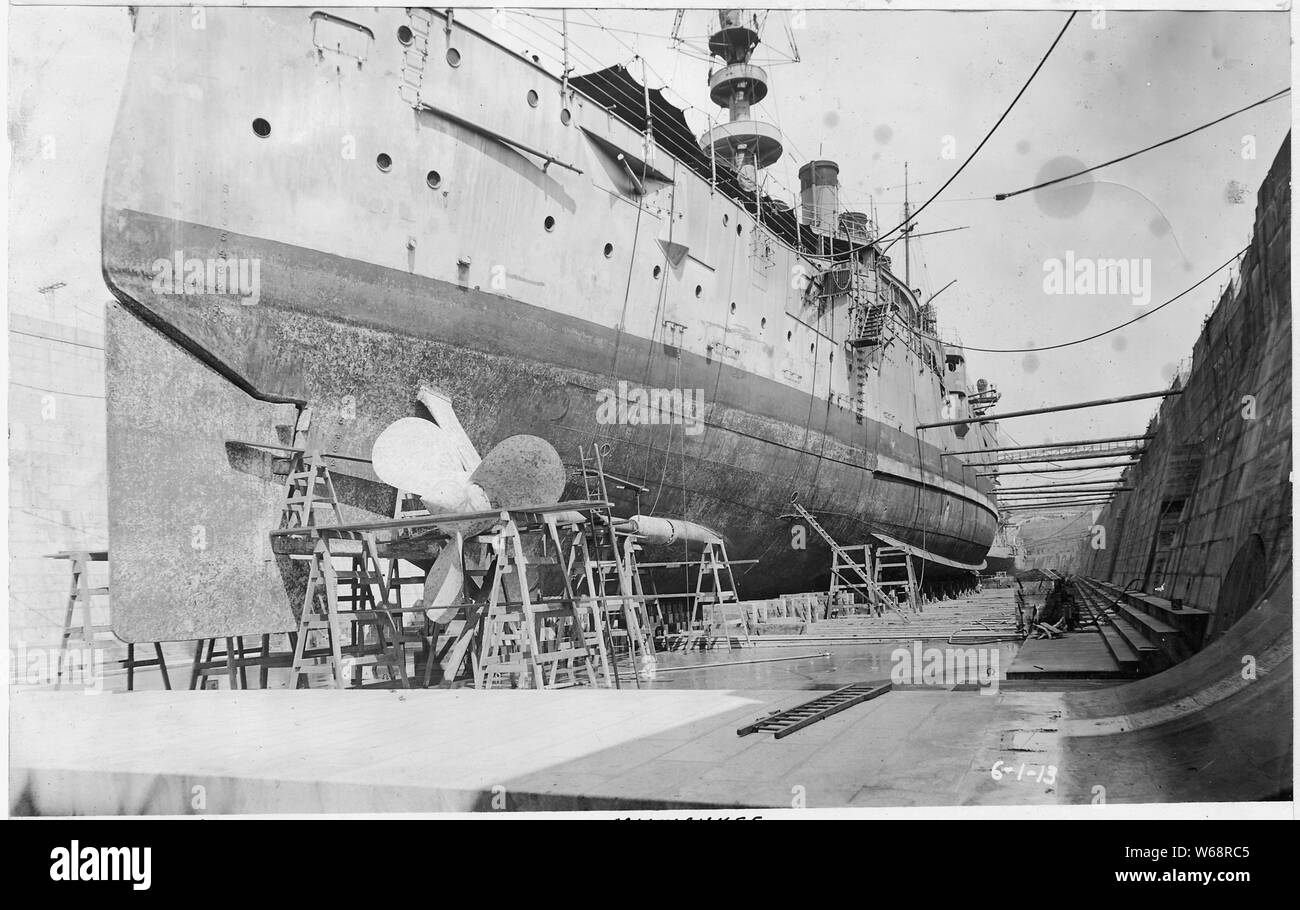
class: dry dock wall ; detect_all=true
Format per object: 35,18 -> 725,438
7,310 -> 110,647
1077,134 -> 1291,642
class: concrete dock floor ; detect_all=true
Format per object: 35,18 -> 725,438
12,584 -> 1288,812
11,684 -> 1068,813
1007,632 -> 1129,680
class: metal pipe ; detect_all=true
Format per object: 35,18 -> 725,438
227,439 -> 373,463
1002,501 -> 1115,511
617,154 -> 646,195
927,279 -> 957,305
996,482 -> 1130,492
999,488 -> 1133,498
918,389 -> 1181,430
1000,494 -> 1121,501
1002,496 -> 1118,504
999,491 -> 1125,499
943,433 -> 1154,457
1000,503 -> 1119,511
1000,496 -> 1121,504
967,448 -> 1147,467
560,9 -> 571,98
978,461 -> 1139,476
1002,497 -> 1117,506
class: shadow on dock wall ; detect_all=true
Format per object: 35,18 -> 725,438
1059,557 -> 1291,803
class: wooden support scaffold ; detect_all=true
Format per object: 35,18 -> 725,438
225,412 -> 429,690
786,500 -> 914,622
46,550 -> 173,690
270,496 -> 626,690
677,538 -> 747,650
572,444 -> 656,683
873,545 -> 922,615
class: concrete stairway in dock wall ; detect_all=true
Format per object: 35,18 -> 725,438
1058,565 -> 1291,803
1074,577 -> 1211,675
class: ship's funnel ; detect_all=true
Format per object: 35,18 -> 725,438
799,159 -> 840,236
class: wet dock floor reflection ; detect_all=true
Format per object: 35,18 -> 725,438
624,641 -> 1023,691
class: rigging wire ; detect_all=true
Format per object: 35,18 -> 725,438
500,8 -> 825,226
710,10 -> 1077,265
917,245 -> 1247,353
479,9 -> 1171,494
866,11 -> 1078,252
994,87 -> 1291,200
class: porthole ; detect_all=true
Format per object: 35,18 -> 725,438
397,25 -> 413,46
810,343 -> 815,353
527,89 -> 540,108
736,223 -> 743,236
426,170 -> 442,189
653,265 -> 662,279
761,317 -> 767,329
787,331 -> 793,341
723,213 -> 729,226
730,302 -> 736,314
446,47 -> 461,67
695,285 -> 703,298
376,153 -> 392,172
560,108 -> 572,125
544,216 -> 556,232
603,243 -> 614,258
252,118 -> 271,138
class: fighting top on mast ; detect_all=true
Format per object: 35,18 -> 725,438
701,9 -> 784,191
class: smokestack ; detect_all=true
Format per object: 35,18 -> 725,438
799,160 -> 840,236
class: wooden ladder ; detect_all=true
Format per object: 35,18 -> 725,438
829,544 -> 878,614
789,501 -> 888,613
682,539 -> 746,650
279,454 -> 344,531
54,549 -> 112,689
474,518 -> 600,690
874,545 -> 920,617
289,531 -> 411,689
575,444 -> 655,684
49,550 -> 171,690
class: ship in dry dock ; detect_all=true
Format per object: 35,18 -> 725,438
100,7 -> 1005,640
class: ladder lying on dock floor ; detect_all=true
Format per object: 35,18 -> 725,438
737,682 -> 892,739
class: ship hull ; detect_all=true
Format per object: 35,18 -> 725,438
100,7 -> 999,641
104,207 -> 996,640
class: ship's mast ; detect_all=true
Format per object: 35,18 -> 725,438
702,9 -> 784,193
903,162 -> 911,289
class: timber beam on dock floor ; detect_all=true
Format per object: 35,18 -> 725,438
747,590 -> 1020,644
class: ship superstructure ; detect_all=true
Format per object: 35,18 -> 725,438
100,7 -> 1004,640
